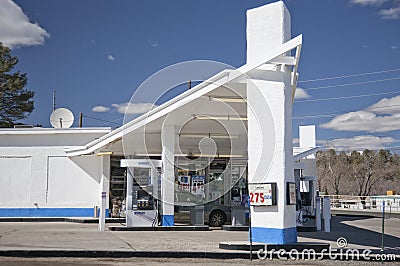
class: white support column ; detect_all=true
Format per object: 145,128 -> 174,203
322,197 -> 331,232
126,167 -> 134,211
223,162 -> 231,207
161,124 -> 175,226
246,1 -> 297,244
151,166 -> 159,199
98,155 -> 110,231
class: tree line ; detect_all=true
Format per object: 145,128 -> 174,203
316,149 -> 400,196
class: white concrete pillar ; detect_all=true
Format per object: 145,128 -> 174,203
98,155 -> 110,231
246,1 -> 297,244
223,162 -> 231,206
299,125 -> 316,151
322,197 -> 331,232
126,167 -> 134,211
150,166 -> 159,199
161,124 -> 176,226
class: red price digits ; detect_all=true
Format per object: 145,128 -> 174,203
250,192 -> 265,203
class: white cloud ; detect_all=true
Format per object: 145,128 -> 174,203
350,0 -> 390,6
321,95 -> 400,132
391,45 -> 399,49
92,105 -> 110,113
366,95 -> 400,114
294,88 -> 311,99
107,55 -> 115,61
319,135 -> 396,150
111,102 -> 157,115
0,0 -> 49,48
379,6 -> 400,19
320,96 -> 400,132
321,110 -> 400,132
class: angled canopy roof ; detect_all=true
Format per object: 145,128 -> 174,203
65,35 -> 303,157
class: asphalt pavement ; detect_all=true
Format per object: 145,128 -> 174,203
0,215 -> 398,263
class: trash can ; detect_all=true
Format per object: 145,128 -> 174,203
231,205 -> 246,226
190,205 -> 204,225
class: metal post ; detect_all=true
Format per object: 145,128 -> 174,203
52,90 -> 56,111
316,196 -> 321,231
381,200 -> 385,263
79,113 -> 83,127
99,191 -> 106,231
249,205 -> 253,261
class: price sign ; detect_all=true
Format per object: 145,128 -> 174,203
248,183 -> 276,206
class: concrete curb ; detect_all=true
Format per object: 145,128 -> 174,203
0,250 -> 248,259
109,225 -> 209,231
219,241 -> 330,252
0,250 -> 398,261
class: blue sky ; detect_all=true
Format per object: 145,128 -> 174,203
0,0 -> 399,151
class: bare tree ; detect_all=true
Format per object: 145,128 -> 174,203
316,150 -> 349,195
316,149 -> 400,197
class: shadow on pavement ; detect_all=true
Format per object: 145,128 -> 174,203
298,216 -> 400,254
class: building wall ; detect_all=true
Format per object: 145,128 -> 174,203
0,129 -> 110,217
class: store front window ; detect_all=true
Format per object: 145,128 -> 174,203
175,157 -> 248,207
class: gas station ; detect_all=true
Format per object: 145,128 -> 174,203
0,1 -> 326,245
3,2 -> 400,262
63,1 -> 324,244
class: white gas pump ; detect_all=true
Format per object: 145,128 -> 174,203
296,174 -> 319,229
120,159 -> 162,227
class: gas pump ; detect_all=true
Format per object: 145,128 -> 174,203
295,171 -> 318,228
120,159 -> 162,227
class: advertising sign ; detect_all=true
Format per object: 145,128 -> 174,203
191,175 -> 205,197
287,182 -> 296,205
178,175 -> 191,192
248,183 -> 277,206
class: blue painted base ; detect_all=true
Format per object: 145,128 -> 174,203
161,215 -> 174,226
0,208 -> 109,218
251,227 -> 297,244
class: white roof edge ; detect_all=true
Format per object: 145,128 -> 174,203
65,35 -> 303,157
64,69 -> 231,156
0,127 -> 111,135
293,147 -> 321,161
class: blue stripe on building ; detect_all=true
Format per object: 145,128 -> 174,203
0,208 -> 109,217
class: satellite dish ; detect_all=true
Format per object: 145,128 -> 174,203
50,108 -> 74,128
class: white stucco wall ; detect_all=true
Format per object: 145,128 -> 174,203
0,128 -> 110,217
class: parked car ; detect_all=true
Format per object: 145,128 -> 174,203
174,191 -> 231,227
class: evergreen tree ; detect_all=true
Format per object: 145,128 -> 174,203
0,42 -> 34,127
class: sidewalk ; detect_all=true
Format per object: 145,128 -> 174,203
0,216 -> 399,259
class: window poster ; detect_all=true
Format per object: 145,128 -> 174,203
178,175 -> 191,192
287,182 -> 296,205
191,175 -> 205,197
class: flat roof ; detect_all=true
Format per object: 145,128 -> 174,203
0,127 -> 111,135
